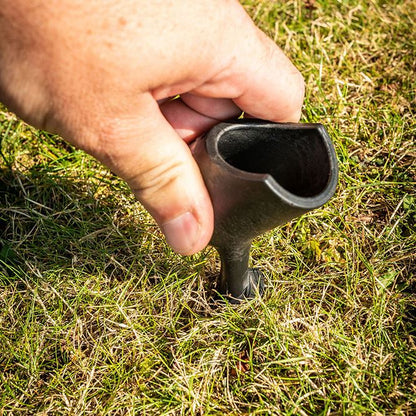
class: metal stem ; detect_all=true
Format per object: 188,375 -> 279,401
217,242 -> 252,298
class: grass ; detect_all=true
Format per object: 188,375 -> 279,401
0,0 -> 415,414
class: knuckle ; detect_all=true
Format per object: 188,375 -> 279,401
84,116 -> 190,203
131,158 -> 184,198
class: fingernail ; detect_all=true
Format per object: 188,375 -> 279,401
161,212 -> 200,255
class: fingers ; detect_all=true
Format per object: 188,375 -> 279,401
160,95 -> 241,142
92,96 -> 213,255
162,27 -> 304,131
193,24 -> 305,123
233,30 -> 305,122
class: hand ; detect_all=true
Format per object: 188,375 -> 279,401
0,0 -> 304,255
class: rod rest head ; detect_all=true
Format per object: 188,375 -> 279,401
192,119 -> 338,302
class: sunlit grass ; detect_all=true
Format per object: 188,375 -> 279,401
1,0 -> 415,414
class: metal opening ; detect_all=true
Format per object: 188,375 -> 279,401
217,126 -> 331,197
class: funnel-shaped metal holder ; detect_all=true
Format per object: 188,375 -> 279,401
192,119 -> 338,302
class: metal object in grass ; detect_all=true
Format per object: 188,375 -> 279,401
192,119 -> 338,303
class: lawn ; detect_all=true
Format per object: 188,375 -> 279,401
0,0 -> 415,414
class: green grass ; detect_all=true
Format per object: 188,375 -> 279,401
1,0 -> 415,414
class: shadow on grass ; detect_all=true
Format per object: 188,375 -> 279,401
0,166 -> 212,294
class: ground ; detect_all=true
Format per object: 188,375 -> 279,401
0,0 -> 415,414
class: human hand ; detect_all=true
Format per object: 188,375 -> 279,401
0,0 -> 304,255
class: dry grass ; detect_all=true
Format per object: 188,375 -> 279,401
1,0 -> 415,414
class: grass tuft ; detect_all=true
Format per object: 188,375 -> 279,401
1,0 -> 415,414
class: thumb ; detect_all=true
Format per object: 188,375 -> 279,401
95,98 -> 213,255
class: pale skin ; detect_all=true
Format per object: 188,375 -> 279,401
0,0 -> 304,255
